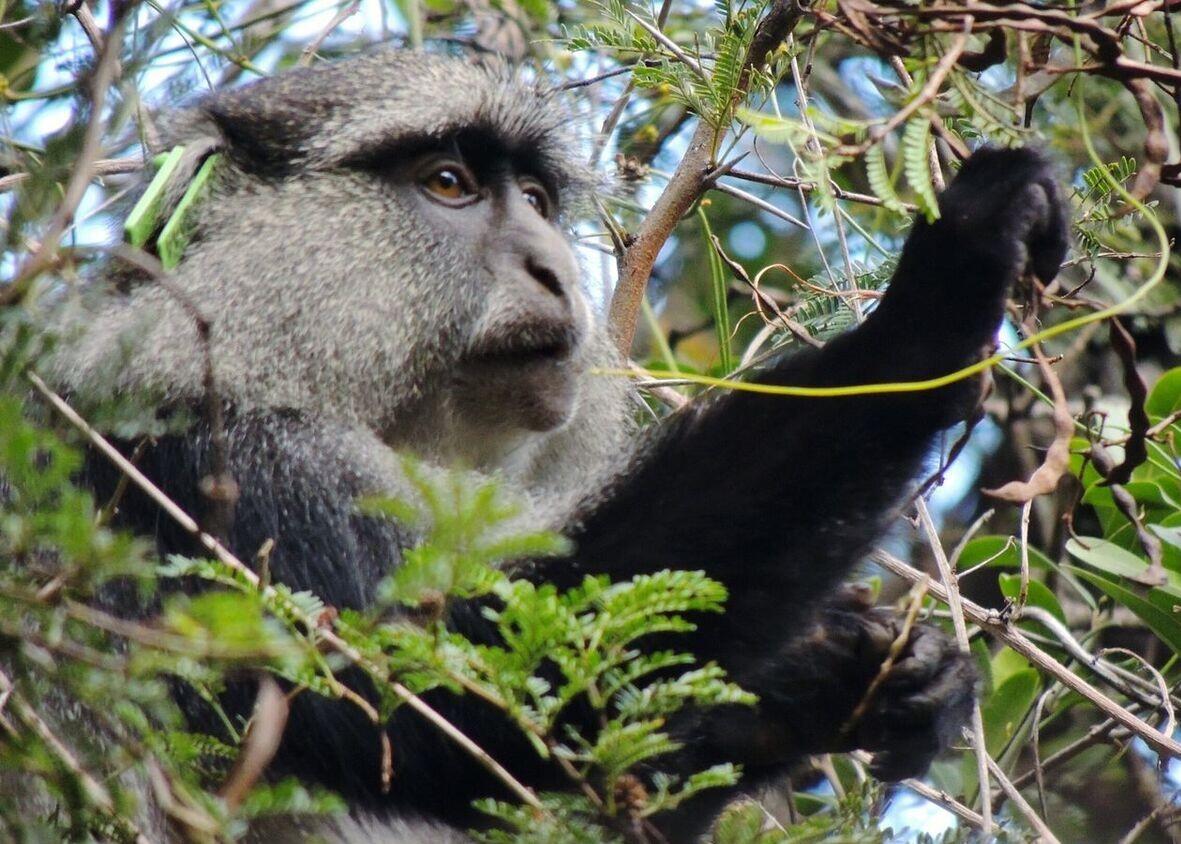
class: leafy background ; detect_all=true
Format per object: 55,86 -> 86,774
4,0 -> 1181,841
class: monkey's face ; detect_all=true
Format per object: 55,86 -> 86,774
388,137 -> 590,436
76,53 -> 611,467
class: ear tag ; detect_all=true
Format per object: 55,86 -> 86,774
123,145 -> 185,249
156,154 -> 221,270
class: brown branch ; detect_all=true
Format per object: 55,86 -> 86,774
986,752 -> 1062,844
914,499 -> 992,833
886,1 -> 1124,53
1120,76 -> 1168,204
871,548 -> 1181,760
1105,319 -> 1150,484
1007,716 -> 1129,793
1090,445 -> 1167,584
607,0 -> 808,355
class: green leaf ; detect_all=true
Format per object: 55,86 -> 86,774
1147,367 -> 1181,417
902,117 -> 939,222
981,669 -> 1040,756
698,208 -> 733,373
1067,566 -> 1181,655
1065,537 -> 1181,597
164,592 -> 274,650
865,144 -> 907,216
989,646 -> 1033,692
998,573 -> 1066,624
237,777 -> 347,818
957,535 -> 1055,572
1121,480 -> 1181,510
736,108 -> 819,147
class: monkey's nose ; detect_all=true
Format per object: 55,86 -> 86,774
526,255 -> 565,299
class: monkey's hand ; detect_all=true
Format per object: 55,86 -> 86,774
938,146 -> 1069,287
877,146 -> 1069,352
652,591 -> 977,839
700,586 -> 978,782
825,598 -> 979,781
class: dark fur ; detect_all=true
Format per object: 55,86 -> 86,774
60,51 -> 1068,841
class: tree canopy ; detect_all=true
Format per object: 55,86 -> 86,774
3,0 -> 1181,841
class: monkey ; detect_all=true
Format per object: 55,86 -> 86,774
39,49 -> 1069,842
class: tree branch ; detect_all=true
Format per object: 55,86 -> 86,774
607,0 -> 808,355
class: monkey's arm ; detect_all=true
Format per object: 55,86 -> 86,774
549,148 -> 1063,833
562,148 -> 1067,642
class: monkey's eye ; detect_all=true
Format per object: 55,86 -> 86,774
520,180 -> 553,220
420,164 -> 479,204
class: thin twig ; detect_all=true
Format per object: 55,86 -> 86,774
986,753 -> 1062,843
298,0 -> 362,66
710,181 -> 808,229
838,22 -> 972,157
608,0 -> 805,354
871,548 -> 1181,760
5,12 -> 129,303
625,12 -> 708,80
725,167 -> 911,209
914,498 -> 993,834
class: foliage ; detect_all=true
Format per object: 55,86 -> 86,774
0,359 -> 345,839
4,0 -> 1181,841
0,381 -> 753,840
357,468 -> 755,838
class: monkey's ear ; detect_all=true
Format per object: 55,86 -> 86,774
201,92 -> 316,177
158,85 -> 318,178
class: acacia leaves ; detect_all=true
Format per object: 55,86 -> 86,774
352,472 -> 755,838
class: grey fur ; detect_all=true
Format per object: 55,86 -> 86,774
46,49 -> 633,842
51,49 -> 632,524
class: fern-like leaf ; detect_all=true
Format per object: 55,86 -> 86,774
902,117 -> 939,222
865,144 -> 907,217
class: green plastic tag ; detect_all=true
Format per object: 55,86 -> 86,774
123,146 -> 185,249
157,154 -> 221,270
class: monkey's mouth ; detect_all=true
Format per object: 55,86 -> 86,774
466,326 -> 579,367
456,325 -> 583,433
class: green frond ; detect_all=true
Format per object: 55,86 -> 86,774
865,144 -> 908,217
902,117 -> 939,222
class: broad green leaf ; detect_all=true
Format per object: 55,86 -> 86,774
1066,537 -> 1158,581
1065,537 -> 1181,603
1068,566 -> 1181,655
957,535 -> 1055,571
1121,480 -> 1181,510
989,645 -> 1034,691
1146,367 -> 1181,417
1151,522 -> 1181,572
998,573 -> 1066,624
981,669 -> 1040,756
